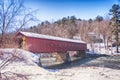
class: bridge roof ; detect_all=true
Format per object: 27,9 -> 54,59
18,31 -> 86,44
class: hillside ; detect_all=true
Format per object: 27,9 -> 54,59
26,16 -> 112,43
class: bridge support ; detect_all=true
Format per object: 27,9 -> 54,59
38,54 -> 42,67
56,52 -> 71,63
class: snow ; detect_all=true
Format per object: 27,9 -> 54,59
19,31 -> 86,44
0,48 -> 39,65
87,43 -> 108,54
87,43 -> 120,55
0,48 -> 120,80
2,66 -> 120,80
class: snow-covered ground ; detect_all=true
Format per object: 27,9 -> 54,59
87,43 -> 120,55
1,65 -> 120,80
0,48 -> 39,66
0,46 -> 120,80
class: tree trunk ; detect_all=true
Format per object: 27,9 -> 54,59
0,32 -> 4,47
103,35 -> 107,49
116,33 -> 119,53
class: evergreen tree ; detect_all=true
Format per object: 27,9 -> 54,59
95,16 -> 103,22
70,16 -> 77,23
109,4 -> 120,53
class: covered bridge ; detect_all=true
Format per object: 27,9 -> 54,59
16,31 -> 87,53
16,31 -> 87,62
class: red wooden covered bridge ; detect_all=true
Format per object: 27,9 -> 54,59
16,31 -> 87,62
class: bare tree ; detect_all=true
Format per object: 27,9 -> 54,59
100,20 -> 112,49
0,0 -> 37,47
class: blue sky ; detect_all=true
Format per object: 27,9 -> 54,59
24,0 -> 120,22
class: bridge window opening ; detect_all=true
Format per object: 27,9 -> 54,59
18,38 -> 23,48
17,35 -> 23,48
17,35 -> 26,48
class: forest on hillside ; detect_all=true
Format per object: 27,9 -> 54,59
27,16 -> 112,43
